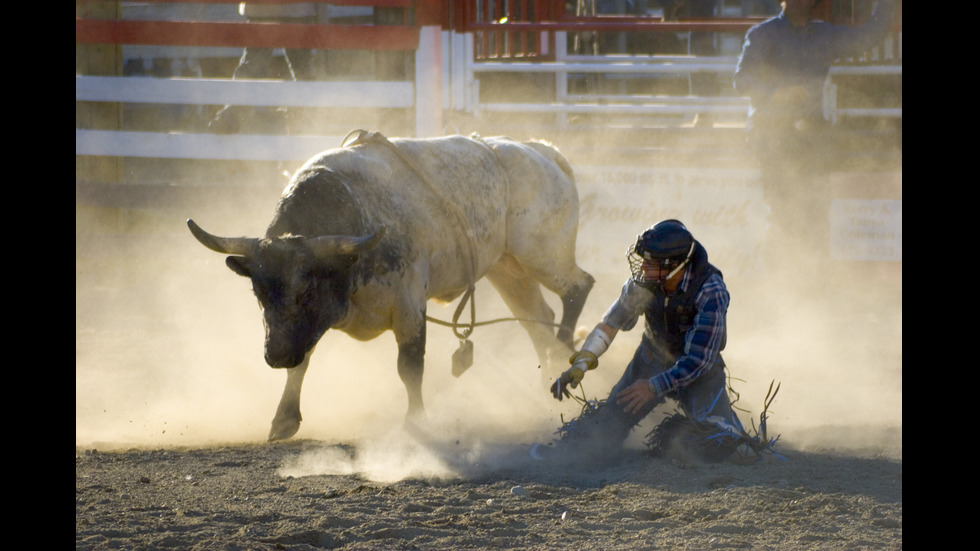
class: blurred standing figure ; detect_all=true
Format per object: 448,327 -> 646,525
734,0 -> 897,268
210,2 -> 320,134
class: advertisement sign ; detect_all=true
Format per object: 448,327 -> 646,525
572,166 -> 769,288
828,172 -> 902,262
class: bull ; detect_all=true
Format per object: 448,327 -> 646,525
187,131 -> 594,441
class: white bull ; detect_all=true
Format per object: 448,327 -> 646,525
188,132 -> 594,440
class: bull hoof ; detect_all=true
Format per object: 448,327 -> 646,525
268,417 -> 301,442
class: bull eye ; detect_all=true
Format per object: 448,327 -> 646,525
294,275 -> 316,307
296,286 -> 311,307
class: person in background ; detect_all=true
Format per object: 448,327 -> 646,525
733,0 -> 898,269
209,2 -> 320,134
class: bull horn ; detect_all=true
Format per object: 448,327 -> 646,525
187,219 -> 258,256
306,225 -> 386,258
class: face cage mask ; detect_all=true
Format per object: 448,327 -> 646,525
627,241 -> 695,287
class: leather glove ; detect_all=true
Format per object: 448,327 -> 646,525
550,351 -> 598,400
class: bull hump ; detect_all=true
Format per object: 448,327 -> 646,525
270,169 -> 365,238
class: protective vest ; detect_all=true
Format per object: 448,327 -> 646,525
642,241 -> 725,358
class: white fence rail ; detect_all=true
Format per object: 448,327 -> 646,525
75,129 -> 350,162
75,76 -> 414,161
76,26 -> 442,162
75,76 -> 415,108
823,64 -> 903,123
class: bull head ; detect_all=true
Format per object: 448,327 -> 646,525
187,219 -> 386,367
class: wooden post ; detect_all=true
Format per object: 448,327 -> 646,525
76,0 -> 122,184
415,25 -> 443,137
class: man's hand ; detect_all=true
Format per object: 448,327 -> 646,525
550,366 -> 586,401
616,379 -> 657,414
550,350 -> 599,400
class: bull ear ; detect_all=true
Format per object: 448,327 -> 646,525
226,256 -> 251,278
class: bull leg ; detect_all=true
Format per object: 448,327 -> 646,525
507,251 -> 594,349
396,321 -> 427,421
484,257 -> 564,368
268,352 -> 310,441
556,273 -> 595,347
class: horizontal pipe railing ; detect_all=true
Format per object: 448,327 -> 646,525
75,129 -> 346,162
469,60 -> 903,76
471,60 -> 739,74
465,18 -> 765,33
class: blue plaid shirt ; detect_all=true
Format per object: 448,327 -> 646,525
603,269 -> 730,397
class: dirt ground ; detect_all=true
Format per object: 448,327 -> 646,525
76,428 -> 901,551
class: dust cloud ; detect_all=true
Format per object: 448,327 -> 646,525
76,189 -> 577,457
76,132 -> 901,485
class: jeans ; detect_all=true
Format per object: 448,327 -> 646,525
565,336 -> 741,457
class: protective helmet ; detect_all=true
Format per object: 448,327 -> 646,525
627,219 -> 696,285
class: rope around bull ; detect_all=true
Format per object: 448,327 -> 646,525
423,284 -> 562,338
424,287 -> 564,377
